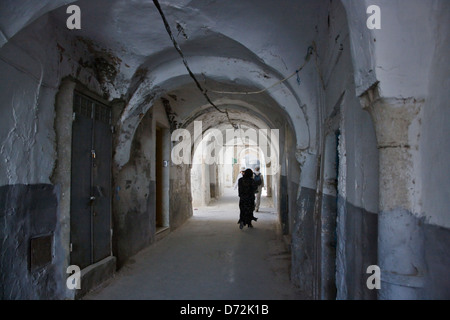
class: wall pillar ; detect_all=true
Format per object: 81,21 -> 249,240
52,78 -> 77,299
361,87 -> 425,299
291,149 -> 318,298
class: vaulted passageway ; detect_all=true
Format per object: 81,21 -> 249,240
0,0 -> 449,300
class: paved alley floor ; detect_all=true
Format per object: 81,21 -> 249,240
83,188 -> 307,300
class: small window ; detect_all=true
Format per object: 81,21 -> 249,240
73,91 -> 111,124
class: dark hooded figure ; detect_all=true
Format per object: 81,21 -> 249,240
237,168 -> 258,229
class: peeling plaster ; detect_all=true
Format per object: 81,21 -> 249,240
1,0 -> 449,300
361,87 -> 425,213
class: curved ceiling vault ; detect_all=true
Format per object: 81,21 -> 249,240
2,0 -> 324,168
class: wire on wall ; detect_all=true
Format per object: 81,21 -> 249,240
207,44 -> 320,95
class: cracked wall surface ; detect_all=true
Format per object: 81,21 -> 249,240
0,0 -> 449,300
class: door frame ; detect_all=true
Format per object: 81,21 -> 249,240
69,88 -> 113,268
153,112 -> 170,235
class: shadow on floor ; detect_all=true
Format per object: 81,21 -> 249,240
83,188 -> 308,300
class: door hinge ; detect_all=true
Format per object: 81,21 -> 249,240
70,243 -> 73,252
110,125 -> 115,134
72,112 -> 76,121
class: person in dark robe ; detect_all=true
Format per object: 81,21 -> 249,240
237,168 -> 258,229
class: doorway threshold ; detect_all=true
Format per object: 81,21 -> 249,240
155,226 -> 170,242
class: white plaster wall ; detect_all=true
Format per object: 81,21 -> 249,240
191,145 -> 211,207
343,0 -> 442,100
1,0 -> 325,179
319,0 -> 380,300
1,0 -> 448,300
420,0 -> 450,228
115,54 -> 311,168
341,94 -> 379,214
342,0 -> 449,228
369,0 -> 437,99
223,147 -> 234,187
0,18 -> 59,186
340,0 -> 378,96
0,11 -> 111,187
190,163 -> 203,207
318,0 -> 379,214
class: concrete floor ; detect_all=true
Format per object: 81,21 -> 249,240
83,188 -> 308,300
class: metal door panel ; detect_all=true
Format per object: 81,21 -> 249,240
71,92 -> 112,269
92,118 -> 112,263
70,112 -> 93,269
